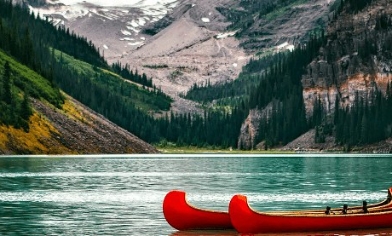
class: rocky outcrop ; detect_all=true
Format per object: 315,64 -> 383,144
237,109 -> 262,150
237,102 -> 277,149
143,3 -> 193,35
303,72 -> 392,117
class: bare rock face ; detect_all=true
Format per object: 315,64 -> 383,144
303,72 -> 392,117
122,0 -> 249,115
233,0 -> 333,52
237,109 -> 263,150
27,0 -> 335,115
237,102 -> 277,150
302,0 -> 392,117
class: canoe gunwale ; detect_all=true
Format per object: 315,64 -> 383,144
236,189 -> 392,218
256,187 -> 392,216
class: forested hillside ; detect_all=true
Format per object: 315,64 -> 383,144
0,47 -> 158,154
0,0 -> 173,144
247,0 -> 392,150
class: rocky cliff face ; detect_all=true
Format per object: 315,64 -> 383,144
303,72 -> 392,117
237,102 -> 277,150
302,0 -> 392,116
238,0 -> 392,150
237,109 -> 262,150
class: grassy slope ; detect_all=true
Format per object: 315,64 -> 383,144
0,50 -> 62,105
55,50 -> 171,112
0,112 -> 74,154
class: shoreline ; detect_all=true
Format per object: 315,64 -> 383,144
3,153 -> 391,158
156,146 -> 392,155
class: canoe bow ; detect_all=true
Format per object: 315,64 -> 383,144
163,190 -> 232,231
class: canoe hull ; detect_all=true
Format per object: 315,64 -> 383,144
163,190 -> 232,231
229,194 -> 392,234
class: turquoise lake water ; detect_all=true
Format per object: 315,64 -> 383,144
1,154 -> 392,235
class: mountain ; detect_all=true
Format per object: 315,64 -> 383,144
8,0 -> 392,153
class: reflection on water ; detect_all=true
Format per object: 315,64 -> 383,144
171,230 -> 238,236
170,228 -> 392,236
0,155 -> 392,235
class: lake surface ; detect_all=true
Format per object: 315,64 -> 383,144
1,154 -> 392,235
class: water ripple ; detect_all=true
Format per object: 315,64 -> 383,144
1,155 -> 392,235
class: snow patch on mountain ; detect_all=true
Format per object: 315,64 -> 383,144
49,0 -> 177,7
276,42 -> 295,52
31,0 -> 178,21
28,0 -> 180,59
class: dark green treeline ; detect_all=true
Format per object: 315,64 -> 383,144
158,108 -> 248,148
333,89 -> 392,149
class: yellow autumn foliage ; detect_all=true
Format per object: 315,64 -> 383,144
62,98 -> 91,125
0,112 -> 74,154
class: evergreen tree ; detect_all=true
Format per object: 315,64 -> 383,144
2,61 -> 12,105
18,92 -> 32,132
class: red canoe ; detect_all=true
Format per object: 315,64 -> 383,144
229,188 -> 392,234
163,190 -> 232,231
